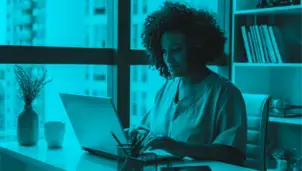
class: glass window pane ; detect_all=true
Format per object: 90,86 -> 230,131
0,64 -> 111,144
130,65 -> 223,126
130,0 -> 220,49
0,0 -> 111,48
130,66 -> 166,127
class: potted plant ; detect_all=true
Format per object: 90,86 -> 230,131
14,65 -> 51,146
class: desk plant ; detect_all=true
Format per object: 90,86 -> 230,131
14,65 -> 51,146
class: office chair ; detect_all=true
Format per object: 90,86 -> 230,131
242,93 -> 271,171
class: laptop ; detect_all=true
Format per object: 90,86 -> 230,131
60,93 -> 183,163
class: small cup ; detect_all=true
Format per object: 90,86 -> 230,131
44,121 -> 65,149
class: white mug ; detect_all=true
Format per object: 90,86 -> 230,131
44,121 -> 65,148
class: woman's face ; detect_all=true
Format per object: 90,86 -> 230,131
161,31 -> 189,77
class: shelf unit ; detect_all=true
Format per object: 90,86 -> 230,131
234,62 -> 302,68
269,116 -> 302,125
231,0 -> 302,126
235,4 -> 302,15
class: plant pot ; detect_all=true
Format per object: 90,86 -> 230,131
17,104 -> 39,146
277,159 -> 288,171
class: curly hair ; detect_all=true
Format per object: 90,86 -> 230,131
141,2 -> 226,79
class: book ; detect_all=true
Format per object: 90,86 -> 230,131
241,26 -> 253,63
240,24 -> 290,64
258,25 -> 271,63
247,31 -> 257,63
250,26 -> 262,63
262,25 -> 278,63
272,26 -> 287,63
254,25 -> 266,63
268,26 -> 283,63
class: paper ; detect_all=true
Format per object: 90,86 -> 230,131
143,149 -> 176,157
143,149 -> 194,160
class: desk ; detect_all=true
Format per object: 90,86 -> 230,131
0,140 -> 257,171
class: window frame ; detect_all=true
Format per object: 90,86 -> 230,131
0,0 -> 231,129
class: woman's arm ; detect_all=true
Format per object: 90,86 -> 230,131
169,142 -> 245,165
143,137 -> 245,165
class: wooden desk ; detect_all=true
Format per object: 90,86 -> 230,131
0,140 -> 257,171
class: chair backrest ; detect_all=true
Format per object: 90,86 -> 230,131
242,93 -> 270,171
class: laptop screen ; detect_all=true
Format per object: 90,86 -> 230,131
60,93 -> 128,156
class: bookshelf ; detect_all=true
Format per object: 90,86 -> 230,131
231,0 -> 302,125
230,1 -> 302,168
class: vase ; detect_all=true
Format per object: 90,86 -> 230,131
17,104 -> 39,146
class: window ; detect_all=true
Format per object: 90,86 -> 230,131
0,0 -> 110,48
85,0 -> 90,16
93,24 -> 107,48
132,24 -> 138,49
0,64 -> 110,142
132,65 -> 138,82
94,0 -> 106,15
0,0 -> 229,144
133,0 -> 138,15
130,0 -> 164,49
142,0 -> 148,14
141,92 -> 147,101
131,91 -> 138,117
130,65 -> 166,126
189,0 -> 218,12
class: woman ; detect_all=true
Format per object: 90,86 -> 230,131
128,2 -> 247,165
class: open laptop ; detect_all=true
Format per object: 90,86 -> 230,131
59,93 -> 183,163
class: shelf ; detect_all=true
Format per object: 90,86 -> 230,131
269,116 -> 302,125
235,5 -> 302,15
233,63 -> 302,67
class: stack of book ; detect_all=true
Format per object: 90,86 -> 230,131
241,24 -> 287,63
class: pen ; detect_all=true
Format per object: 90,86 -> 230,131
131,132 -> 150,157
110,131 -> 130,156
131,132 -> 138,148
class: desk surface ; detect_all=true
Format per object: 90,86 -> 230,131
0,140 -> 257,171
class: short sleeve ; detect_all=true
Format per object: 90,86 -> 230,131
212,84 -> 247,156
135,81 -> 167,130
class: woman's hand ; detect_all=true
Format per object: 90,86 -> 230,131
123,127 -> 149,143
143,136 -> 181,151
